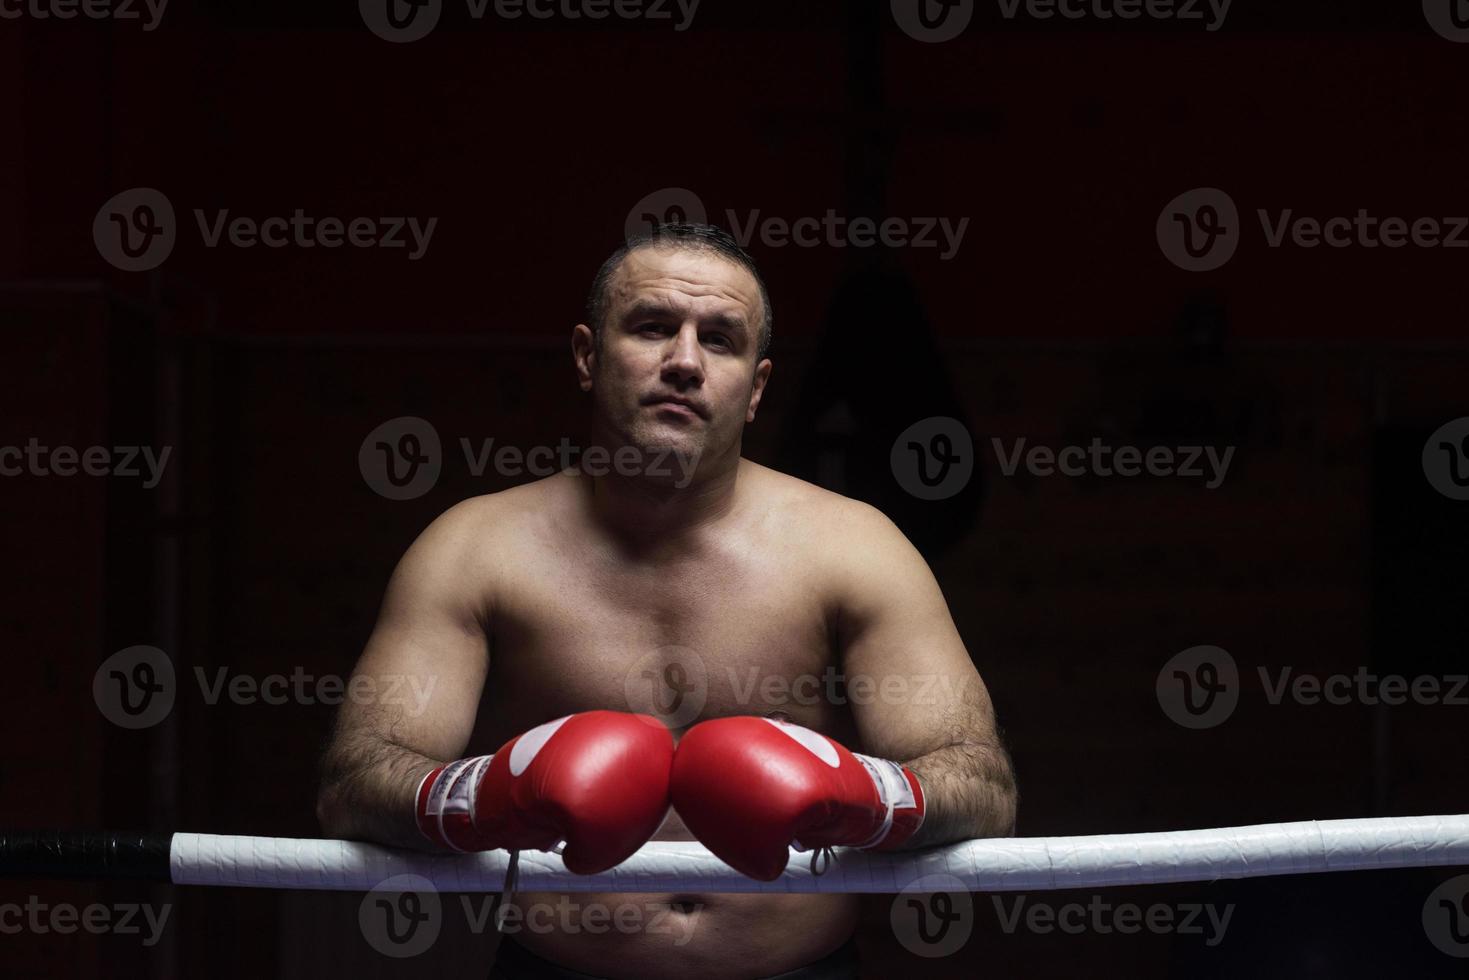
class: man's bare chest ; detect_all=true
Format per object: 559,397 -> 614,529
475,551 -> 854,745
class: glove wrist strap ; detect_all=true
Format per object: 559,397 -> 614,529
851,754 -> 925,851
415,755 -> 495,851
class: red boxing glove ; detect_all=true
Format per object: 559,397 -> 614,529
415,710 -> 674,874
671,716 -> 925,881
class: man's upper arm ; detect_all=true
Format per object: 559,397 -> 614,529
340,498 -> 494,763
833,502 -> 998,764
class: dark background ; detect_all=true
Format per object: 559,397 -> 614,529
3,1 -> 1468,976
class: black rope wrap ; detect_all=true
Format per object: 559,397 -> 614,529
0,830 -> 172,881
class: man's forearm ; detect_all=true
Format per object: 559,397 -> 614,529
317,727 -> 444,850
902,740 -> 1017,848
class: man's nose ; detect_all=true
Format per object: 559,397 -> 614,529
662,323 -> 705,383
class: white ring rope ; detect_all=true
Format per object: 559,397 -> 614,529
169,814 -> 1469,894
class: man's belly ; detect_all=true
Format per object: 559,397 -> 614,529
500,807 -> 857,979
503,890 -> 858,980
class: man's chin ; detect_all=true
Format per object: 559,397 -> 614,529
613,431 -> 706,483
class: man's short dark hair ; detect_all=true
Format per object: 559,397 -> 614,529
585,223 -> 773,359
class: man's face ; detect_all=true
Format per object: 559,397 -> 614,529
575,246 -> 771,474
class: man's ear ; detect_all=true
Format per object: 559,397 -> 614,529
572,323 -> 596,391
746,358 -> 773,423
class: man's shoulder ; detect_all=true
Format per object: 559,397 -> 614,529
741,461 -> 899,541
421,473 -> 574,547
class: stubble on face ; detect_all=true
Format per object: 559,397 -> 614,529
590,247 -> 767,473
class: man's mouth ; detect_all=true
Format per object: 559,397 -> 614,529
646,396 -> 703,418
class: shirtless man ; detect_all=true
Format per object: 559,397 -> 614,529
316,223 -> 1017,979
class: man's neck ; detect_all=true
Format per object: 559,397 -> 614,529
583,456 -> 743,556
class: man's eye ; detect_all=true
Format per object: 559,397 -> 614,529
707,335 -> 732,348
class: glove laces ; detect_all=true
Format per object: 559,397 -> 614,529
808,845 -> 836,876
494,849 -> 521,933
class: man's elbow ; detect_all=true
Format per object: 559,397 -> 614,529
973,745 -> 1018,838
993,780 -> 1019,837
993,752 -> 1019,836
315,782 -> 345,837
315,762 -> 360,839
